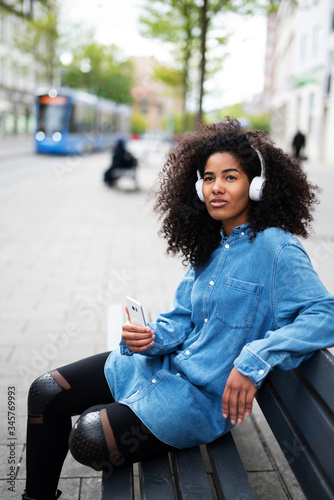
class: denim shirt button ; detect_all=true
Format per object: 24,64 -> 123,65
176,372 -> 181,376
204,318 -> 208,323
209,280 -> 214,285
185,350 -> 190,355
152,379 -> 157,383
258,369 -> 265,375
241,232 -> 244,236
225,244 -> 230,249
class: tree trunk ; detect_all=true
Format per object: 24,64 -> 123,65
182,40 -> 191,131
197,0 -> 208,124
180,2 -> 194,132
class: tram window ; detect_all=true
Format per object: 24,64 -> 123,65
69,102 -> 97,133
38,103 -> 67,134
98,111 -> 116,133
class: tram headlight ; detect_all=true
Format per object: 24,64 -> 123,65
35,131 -> 45,141
52,132 -> 62,142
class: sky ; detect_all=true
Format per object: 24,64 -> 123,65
59,0 -> 267,111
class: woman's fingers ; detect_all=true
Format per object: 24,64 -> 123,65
122,322 -> 155,352
222,367 -> 257,425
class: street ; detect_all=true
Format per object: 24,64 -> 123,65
0,154 -> 49,190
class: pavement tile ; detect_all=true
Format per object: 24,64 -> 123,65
80,477 -> 102,500
232,418 -> 273,472
249,471 -> 292,500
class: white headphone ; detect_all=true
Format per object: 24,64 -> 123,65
195,148 -> 266,203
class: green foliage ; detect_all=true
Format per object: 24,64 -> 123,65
211,102 -> 270,133
61,42 -> 134,104
14,10 -> 59,85
15,10 -> 134,104
140,0 -> 275,124
154,65 -> 183,90
131,112 -> 148,134
172,112 -> 197,134
247,113 -> 270,133
140,0 -> 199,112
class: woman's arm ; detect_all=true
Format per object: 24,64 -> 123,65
234,240 -> 334,387
120,267 -> 195,356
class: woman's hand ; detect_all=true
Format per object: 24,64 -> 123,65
122,306 -> 155,352
222,367 -> 257,425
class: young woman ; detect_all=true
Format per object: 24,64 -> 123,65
23,119 -> 334,500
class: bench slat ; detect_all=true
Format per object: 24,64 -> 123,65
269,368 -> 334,482
257,379 -> 334,500
101,465 -> 133,500
206,433 -> 256,500
172,447 -> 214,499
140,454 -> 176,500
297,349 -> 334,411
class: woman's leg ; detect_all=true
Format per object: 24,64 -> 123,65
25,351 -> 113,500
69,402 -> 176,477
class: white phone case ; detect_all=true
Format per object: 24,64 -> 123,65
125,296 -> 147,327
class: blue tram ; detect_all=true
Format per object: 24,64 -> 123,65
35,88 -> 131,154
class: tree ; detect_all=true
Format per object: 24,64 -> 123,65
140,0 -> 278,126
210,102 -> 270,132
14,7 -> 60,86
60,41 -> 134,104
196,0 -> 258,124
140,0 -> 198,131
0,0 -> 53,19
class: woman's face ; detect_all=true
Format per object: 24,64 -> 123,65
202,152 -> 251,236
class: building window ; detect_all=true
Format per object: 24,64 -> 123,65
312,25 -> 320,55
300,34 -> 307,61
0,16 -> 4,43
308,93 -> 314,133
326,73 -> 331,96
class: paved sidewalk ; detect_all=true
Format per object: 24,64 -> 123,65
0,141 -> 333,499
0,134 -> 35,159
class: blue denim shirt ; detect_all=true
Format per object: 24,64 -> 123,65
104,225 -> 334,448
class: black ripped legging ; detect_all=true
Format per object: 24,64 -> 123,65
25,352 -> 175,500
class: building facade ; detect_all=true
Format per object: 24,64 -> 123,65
269,0 -> 334,163
0,1 -> 58,135
131,56 -> 184,136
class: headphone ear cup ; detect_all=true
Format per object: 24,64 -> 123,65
249,176 -> 265,201
195,175 -> 205,202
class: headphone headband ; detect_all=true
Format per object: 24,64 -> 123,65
251,146 -> 265,179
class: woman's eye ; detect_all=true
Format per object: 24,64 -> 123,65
226,175 -> 237,181
204,176 -> 213,182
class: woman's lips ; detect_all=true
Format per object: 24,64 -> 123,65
210,199 -> 227,208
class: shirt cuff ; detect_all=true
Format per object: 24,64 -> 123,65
119,339 -> 134,356
234,346 -> 271,388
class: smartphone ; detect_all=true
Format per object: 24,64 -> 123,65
125,296 -> 147,327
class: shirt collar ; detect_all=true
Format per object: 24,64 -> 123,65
220,223 -> 250,242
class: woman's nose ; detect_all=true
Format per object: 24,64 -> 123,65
212,180 -> 224,193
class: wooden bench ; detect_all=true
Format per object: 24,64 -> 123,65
101,305 -> 334,499
256,348 -> 334,500
101,431 -> 255,500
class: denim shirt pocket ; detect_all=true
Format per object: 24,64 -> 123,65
216,277 -> 262,329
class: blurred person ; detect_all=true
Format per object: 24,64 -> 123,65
292,130 -> 306,158
103,138 -> 137,187
23,119 -> 334,500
